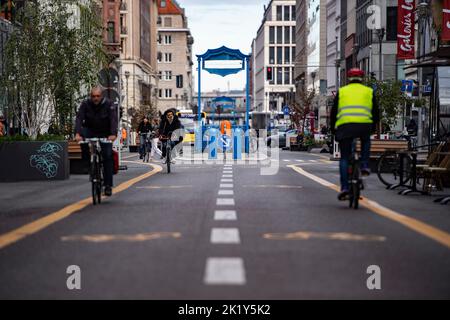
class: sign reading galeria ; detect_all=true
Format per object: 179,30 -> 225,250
397,0 -> 416,60
443,0 -> 450,41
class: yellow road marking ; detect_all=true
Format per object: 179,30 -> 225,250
264,231 -> 386,242
61,232 -> 181,243
288,165 -> 450,249
122,154 -> 138,160
0,162 -> 162,250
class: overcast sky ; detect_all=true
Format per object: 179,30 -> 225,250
177,0 -> 267,92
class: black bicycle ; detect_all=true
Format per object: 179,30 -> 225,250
160,135 -> 173,174
142,132 -> 154,163
348,140 -> 364,209
81,138 -> 111,205
376,132 -> 450,188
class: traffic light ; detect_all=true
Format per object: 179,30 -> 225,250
176,75 -> 183,88
266,67 -> 273,81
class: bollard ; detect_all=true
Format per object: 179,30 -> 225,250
194,125 -> 203,153
233,127 -> 243,160
207,128 -> 219,160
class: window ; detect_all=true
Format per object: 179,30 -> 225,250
269,26 -> 275,44
292,46 -> 296,60
277,67 -> 283,85
269,47 -> 275,64
158,71 -> 162,80
291,5 -> 296,21
284,27 -> 290,44
291,26 -> 295,44
276,26 -> 282,44
158,89 -> 162,98
285,47 -> 290,64
165,53 -> 172,63
386,7 -> 397,41
107,22 -> 115,43
276,6 -> 282,21
160,0 -> 166,8
165,89 -> 172,98
284,67 -> 290,85
164,17 -> 172,27
284,6 -> 290,21
164,35 -> 172,45
164,71 -> 172,80
277,47 -> 282,64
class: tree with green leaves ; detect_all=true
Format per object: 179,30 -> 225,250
1,0 -> 106,139
363,78 -> 424,133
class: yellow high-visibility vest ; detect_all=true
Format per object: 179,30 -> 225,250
335,83 -> 374,129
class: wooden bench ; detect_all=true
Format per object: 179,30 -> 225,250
68,141 -> 82,160
356,139 -> 409,158
68,141 -> 87,174
289,136 -> 307,151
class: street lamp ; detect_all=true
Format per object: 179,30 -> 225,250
416,2 -> 431,145
124,71 -> 130,146
375,28 -> 385,81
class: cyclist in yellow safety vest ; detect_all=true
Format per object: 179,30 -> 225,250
330,68 -> 380,201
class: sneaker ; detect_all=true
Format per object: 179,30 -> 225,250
104,186 -> 113,197
338,189 -> 349,201
171,159 -> 176,164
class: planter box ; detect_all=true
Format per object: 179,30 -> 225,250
0,141 -> 69,182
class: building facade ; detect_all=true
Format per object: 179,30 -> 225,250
119,0 -> 158,127
253,0 -> 296,114
156,0 -> 194,113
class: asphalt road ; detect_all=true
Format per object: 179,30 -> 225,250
0,150 -> 449,299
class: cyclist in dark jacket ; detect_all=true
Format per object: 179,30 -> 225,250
75,87 -> 117,196
159,109 -> 183,162
137,116 -> 153,159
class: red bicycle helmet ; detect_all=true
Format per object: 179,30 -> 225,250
347,68 -> 365,79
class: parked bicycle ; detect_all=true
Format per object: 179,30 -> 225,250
376,132 -> 450,188
80,138 -> 111,205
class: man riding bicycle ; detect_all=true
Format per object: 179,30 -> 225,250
75,87 -> 117,197
159,109 -> 183,164
137,116 -> 153,159
330,68 -> 380,201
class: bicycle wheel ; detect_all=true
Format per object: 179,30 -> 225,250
353,170 -> 361,210
96,162 -> 102,204
377,151 -> 412,187
166,145 -> 171,173
91,156 -> 99,205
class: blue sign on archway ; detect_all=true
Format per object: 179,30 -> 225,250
196,46 -> 251,153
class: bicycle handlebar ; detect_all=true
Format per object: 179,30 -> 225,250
79,138 -> 112,144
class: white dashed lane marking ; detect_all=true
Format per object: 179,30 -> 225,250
221,179 -> 233,182
210,228 -> 240,244
214,210 -> 237,221
218,190 -> 234,195
217,198 -> 235,206
220,184 -> 234,188
204,258 -> 246,285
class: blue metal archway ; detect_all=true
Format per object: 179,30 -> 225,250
196,46 -> 250,153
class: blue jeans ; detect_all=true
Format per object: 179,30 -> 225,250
339,136 -> 371,191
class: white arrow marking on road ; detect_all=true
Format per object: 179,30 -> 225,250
204,258 -> 246,285
211,228 -> 240,244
